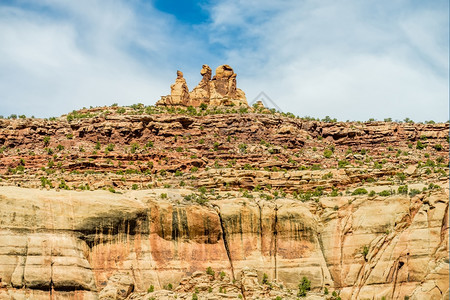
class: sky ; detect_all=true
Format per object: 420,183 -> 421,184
0,0 -> 448,122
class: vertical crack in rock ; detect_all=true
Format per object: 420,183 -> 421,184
273,204 -> 278,280
390,259 -> 402,299
317,233 -> 334,286
214,206 -> 235,280
257,202 -> 263,252
23,238 -> 28,288
50,240 -> 54,299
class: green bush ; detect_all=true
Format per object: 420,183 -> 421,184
433,144 -> 443,151
378,190 -> 392,197
43,136 -> 51,146
238,143 -> 248,153
206,266 -> 215,276
362,245 -> 369,260
262,273 -> 269,284
323,149 -> 333,158
297,276 -> 311,297
398,185 -> 408,195
396,172 -> 406,183
131,143 -> 140,153
352,188 -> 368,195
147,285 -> 154,293
416,141 -> 426,150
338,160 -> 349,168
132,184 -> 139,190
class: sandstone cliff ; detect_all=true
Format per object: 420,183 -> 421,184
0,186 -> 447,299
0,106 -> 448,299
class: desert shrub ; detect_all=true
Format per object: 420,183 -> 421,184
131,143 -> 140,153
352,188 -> 368,195
322,172 -> 333,179
338,160 -> 349,168
362,245 -> 369,260
43,136 -> 51,146
398,185 -> 408,195
433,144 -> 443,151
416,141 -> 426,150
297,277 -> 311,297
396,172 -> 406,183
409,189 -> 421,197
323,149 -> 333,158
379,190 -> 393,197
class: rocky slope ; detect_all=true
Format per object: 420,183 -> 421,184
0,105 -> 448,300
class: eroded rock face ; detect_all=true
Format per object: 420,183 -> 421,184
0,186 -> 447,299
157,64 -> 248,107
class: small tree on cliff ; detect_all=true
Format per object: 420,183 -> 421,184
297,276 -> 311,297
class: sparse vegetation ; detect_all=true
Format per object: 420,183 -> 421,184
297,276 -> 311,297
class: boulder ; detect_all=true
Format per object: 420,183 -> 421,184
99,273 -> 134,300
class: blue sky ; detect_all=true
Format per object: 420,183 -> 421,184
0,0 -> 448,121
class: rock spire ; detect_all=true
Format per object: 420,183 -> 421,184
157,64 -> 248,107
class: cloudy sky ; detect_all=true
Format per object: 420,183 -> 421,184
0,0 -> 448,121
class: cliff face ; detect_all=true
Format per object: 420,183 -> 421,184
0,107 -> 448,299
0,186 -> 447,299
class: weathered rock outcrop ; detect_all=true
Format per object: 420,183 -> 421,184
157,65 -> 248,107
158,71 -> 191,106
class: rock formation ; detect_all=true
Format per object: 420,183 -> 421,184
157,64 -> 248,108
0,106 -> 448,299
158,70 -> 191,106
189,64 -> 212,106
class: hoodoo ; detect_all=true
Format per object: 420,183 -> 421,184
157,64 -> 248,108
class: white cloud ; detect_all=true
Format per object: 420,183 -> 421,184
0,0 -> 448,122
205,0 -> 449,121
0,1 -> 204,117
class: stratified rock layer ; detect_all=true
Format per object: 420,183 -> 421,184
0,107 -> 448,299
